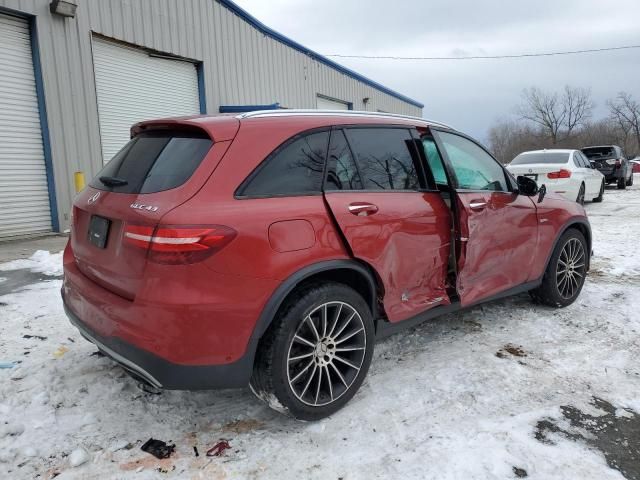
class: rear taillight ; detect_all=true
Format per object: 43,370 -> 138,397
615,159 -> 621,168
124,224 -> 237,264
547,169 -> 572,179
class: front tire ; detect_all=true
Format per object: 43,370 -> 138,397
530,229 -> 588,307
250,283 -> 374,420
592,180 -> 604,203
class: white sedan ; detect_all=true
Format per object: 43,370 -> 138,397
507,149 -> 605,204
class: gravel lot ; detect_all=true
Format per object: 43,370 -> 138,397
1,183 -> 639,480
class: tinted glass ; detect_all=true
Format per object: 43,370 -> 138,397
325,130 -> 363,190
242,131 -> 329,196
438,132 -> 508,191
422,137 -> 448,185
511,151 -> 571,165
90,131 -> 212,194
346,128 -> 421,190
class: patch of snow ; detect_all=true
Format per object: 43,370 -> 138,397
0,250 -> 63,276
69,447 -> 90,467
0,187 -> 638,479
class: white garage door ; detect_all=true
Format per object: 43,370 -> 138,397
316,95 -> 350,110
92,37 -> 201,163
0,13 -> 52,239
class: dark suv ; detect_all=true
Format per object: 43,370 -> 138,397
62,111 -> 591,420
582,145 -> 633,189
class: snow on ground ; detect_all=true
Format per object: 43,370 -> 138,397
1,184 -> 639,480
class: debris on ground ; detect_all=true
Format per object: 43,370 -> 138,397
193,446 -> 199,457
0,362 -> 15,369
69,447 -> 90,467
23,334 -> 47,341
141,439 -> 176,459
496,344 -> 527,358
513,466 -> 528,477
206,440 -> 231,457
52,346 -> 69,359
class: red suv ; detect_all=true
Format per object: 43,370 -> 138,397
62,111 -> 591,420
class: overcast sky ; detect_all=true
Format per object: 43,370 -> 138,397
234,0 -> 640,142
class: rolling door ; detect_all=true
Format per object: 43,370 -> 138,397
92,37 -> 201,164
0,13 -> 52,239
316,95 -> 350,110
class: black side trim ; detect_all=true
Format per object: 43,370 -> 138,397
376,280 -> 541,340
63,299 -> 253,390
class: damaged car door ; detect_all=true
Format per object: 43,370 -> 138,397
323,126 -> 452,322
432,130 -> 539,306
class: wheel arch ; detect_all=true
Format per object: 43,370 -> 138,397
245,259 -> 381,364
544,218 -> 592,273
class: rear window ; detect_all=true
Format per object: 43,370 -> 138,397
511,152 -> 570,165
582,147 -> 617,160
90,130 -> 212,194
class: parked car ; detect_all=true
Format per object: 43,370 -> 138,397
631,159 -> 640,174
581,145 -> 633,189
62,111 -> 591,420
506,149 -> 604,204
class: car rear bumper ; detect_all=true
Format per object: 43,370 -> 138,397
62,298 -> 253,389
61,242 -> 279,390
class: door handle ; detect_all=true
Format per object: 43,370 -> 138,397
469,200 -> 487,210
348,202 -> 379,216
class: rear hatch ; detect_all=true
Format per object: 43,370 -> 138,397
71,127 -> 220,299
582,147 -> 616,174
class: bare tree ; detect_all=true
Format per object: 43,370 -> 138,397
563,85 -> 593,137
608,92 -> 640,156
517,86 -> 593,144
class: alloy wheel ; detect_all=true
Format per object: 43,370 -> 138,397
556,238 -> 586,299
286,301 -> 366,407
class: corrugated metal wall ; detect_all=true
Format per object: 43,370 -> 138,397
0,0 -> 423,232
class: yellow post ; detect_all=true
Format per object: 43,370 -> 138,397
74,171 -> 85,193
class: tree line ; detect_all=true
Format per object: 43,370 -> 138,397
488,86 -> 640,164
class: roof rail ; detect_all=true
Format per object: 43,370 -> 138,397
236,109 -> 454,130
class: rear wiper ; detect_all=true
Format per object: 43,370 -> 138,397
99,176 -> 128,187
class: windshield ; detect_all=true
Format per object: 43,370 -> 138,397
511,152 -> 570,165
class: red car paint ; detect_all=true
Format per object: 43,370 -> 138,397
62,112 -> 590,389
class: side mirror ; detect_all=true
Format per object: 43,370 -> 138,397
516,175 -> 539,196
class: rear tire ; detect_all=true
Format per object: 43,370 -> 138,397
576,184 -> 585,205
592,180 -> 604,203
618,177 -> 627,189
530,229 -> 588,308
250,282 -> 374,420
627,173 -> 634,186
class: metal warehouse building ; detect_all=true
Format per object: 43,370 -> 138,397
0,0 -> 423,239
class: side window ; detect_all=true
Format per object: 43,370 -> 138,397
422,136 -> 448,186
345,128 -> 421,190
573,152 -> 583,168
437,132 -> 508,191
241,130 -> 329,197
577,152 -> 589,168
325,130 -> 363,190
